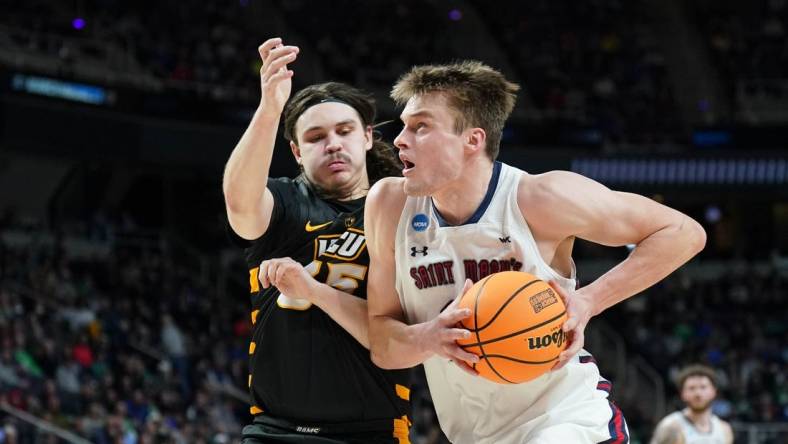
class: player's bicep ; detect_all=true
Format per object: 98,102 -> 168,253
577,190 -> 682,247
226,187 -> 276,240
365,180 -> 406,322
529,172 -> 686,247
367,240 -> 403,321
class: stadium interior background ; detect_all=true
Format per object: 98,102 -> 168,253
0,0 -> 786,443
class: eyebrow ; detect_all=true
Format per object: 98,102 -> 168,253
400,111 -> 435,122
302,119 -> 357,134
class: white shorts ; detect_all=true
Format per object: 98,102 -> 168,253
428,353 -> 630,444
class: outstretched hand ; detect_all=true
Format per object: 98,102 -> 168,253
257,37 -> 299,117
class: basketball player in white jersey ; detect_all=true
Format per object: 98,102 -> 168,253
651,365 -> 733,444
364,61 -> 707,444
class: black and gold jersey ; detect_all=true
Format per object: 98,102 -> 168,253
230,176 -> 411,432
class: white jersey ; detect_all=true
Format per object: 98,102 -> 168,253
663,412 -> 729,444
394,162 -> 628,444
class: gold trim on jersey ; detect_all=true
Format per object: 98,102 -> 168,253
395,384 -> 410,401
249,267 -> 260,293
393,415 -> 411,443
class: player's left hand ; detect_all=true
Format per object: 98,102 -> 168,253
548,282 -> 596,370
259,257 -> 319,302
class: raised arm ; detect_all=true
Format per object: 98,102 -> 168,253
365,178 -> 478,371
223,38 -> 299,240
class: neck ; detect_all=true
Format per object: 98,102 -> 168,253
683,407 -> 712,427
326,183 -> 368,201
307,172 -> 369,201
432,157 -> 494,225
340,173 -> 370,201
338,188 -> 368,201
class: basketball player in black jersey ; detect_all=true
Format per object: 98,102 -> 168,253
223,38 -> 410,443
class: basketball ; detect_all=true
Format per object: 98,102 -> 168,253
456,271 -> 568,384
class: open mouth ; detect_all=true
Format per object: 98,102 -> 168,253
401,159 -> 415,174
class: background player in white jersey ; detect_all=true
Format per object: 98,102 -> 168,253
364,61 -> 707,443
651,365 -> 734,444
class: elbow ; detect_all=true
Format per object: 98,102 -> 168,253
222,177 -> 239,209
223,185 -> 257,215
688,219 -> 707,255
370,349 -> 396,369
223,188 -> 244,213
368,326 -> 400,369
368,335 -> 396,369
222,171 -> 252,213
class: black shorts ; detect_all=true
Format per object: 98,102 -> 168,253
240,417 -> 406,444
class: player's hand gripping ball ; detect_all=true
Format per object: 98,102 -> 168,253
456,271 -> 568,383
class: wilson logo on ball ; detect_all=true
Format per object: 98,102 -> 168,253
526,328 -> 567,350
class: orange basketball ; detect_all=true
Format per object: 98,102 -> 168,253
456,271 -> 568,384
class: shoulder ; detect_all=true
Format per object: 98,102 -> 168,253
651,414 -> 686,444
268,176 -> 297,187
268,176 -> 306,195
365,178 -> 406,246
515,170 -> 602,234
367,177 -> 407,210
517,170 -> 598,207
266,176 -> 307,205
717,418 -> 734,439
654,412 -> 684,432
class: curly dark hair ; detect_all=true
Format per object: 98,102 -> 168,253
282,82 -> 401,189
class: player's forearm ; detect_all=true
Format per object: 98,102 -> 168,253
369,317 -> 433,369
310,283 -> 371,349
222,107 -> 280,212
585,215 -> 706,315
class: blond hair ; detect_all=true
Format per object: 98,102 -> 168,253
391,61 -> 520,160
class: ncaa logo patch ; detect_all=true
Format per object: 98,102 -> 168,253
411,213 -> 429,232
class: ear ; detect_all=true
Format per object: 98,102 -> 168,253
464,128 -> 487,155
364,125 -> 374,152
290,141 -> 302,165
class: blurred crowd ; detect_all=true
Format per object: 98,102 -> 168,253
4,0 -> 787,138
0,214 -> 249,443
613,263 -> 788,425
697,0 -> 788,86
472,0 -> 680,146
2,0 -> 699,144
